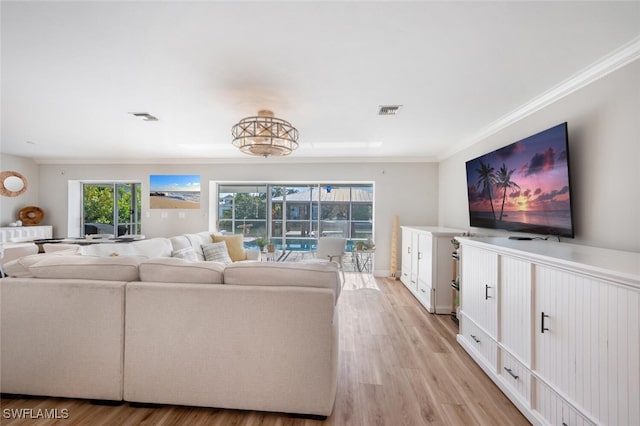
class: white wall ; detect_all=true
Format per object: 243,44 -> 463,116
0,154 -> 40,226
38,161 -> 439,275
438,59 -> 640,253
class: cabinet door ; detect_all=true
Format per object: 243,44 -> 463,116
500,256 -> 532,365
460,245 -> 498,338
400,228 -> 413,288
409,231 -> 419,292
416,232 -> 434,310
535,266 -> 640,426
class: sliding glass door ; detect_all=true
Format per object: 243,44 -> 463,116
82,182 -> 141,236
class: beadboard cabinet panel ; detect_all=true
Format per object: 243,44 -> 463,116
460,244 -> 498,338
535,380 -> 595,426
499,349 -> 531,408
500,256 -> 532,365
460,313 -> 498,371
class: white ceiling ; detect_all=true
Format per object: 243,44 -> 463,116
1,1 -> 639,164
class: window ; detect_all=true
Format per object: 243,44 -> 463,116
218,184 -> 267,237
217,183 -> 373,251
82,182 -> 142,236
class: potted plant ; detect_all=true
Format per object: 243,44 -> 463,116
254,236 -> 269,252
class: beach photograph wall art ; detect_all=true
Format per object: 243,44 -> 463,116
149,174 -> 201,209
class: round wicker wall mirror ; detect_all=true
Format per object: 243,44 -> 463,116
0,171 -> 28,197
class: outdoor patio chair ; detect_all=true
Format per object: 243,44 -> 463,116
311,237 -> 346,280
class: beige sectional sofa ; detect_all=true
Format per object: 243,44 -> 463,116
0,232 -> 341,417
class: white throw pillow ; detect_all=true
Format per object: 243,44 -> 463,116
201,242 -> 232,264
172,247 -> 198,262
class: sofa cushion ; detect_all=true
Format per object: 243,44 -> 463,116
201,242 -> 232,264
172,247 -> 198,262
211,234 -> 246,262
169,235 -> 192,252
184,233 -> 215,261
223,261 -> 341,302
79,238 -> 172,258
42,243 -> 81,253
29,255 -> 144,281
2,249 -> 79,278
139,257 -> 224,284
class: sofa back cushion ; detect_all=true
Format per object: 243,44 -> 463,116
2,249 -> 79,278
29,255 -> 144,281
139,257 -> 224,284
223,261 -> 341,302
78,238 -> 172,258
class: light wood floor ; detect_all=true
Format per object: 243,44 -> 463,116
1,274 -> 530,425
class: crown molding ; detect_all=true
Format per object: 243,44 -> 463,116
438,36 -> 640,161
33,155 -> 438,166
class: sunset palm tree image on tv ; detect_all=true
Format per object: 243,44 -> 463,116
465,122 -> 575,237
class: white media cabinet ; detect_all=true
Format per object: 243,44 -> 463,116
456,237 -> 639,426
400,226 -> 463,314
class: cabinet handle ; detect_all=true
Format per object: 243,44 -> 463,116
504,367 -> 519,380
420,288 -> 426,293
541,312 -> 550,333
470,334 -> 480,343
408,247 -> 411,254
418,252 -> 422,260
562,423 -> 568,426
485,284 -> 492,300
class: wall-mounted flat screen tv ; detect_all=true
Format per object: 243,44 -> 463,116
465,122 -> 574,238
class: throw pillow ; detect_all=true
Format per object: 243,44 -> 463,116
172,246 -> 198,262
211,234 -> 246,262
202,242 -> 233,264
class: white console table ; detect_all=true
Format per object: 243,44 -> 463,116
456,237 -> 639,426
0,226 -> 52,243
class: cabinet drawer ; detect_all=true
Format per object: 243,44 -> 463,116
460,315 -> 497,371
400,271 -> 410,287
499,349 -> 531,406
416,279 -> 433,311
534,380 -> 594,426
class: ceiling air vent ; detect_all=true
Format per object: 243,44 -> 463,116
129,112 -> 158,121
378,105 -> 402,116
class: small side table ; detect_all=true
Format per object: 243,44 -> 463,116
262,250 -> 281,262
353,249 -> 375,273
